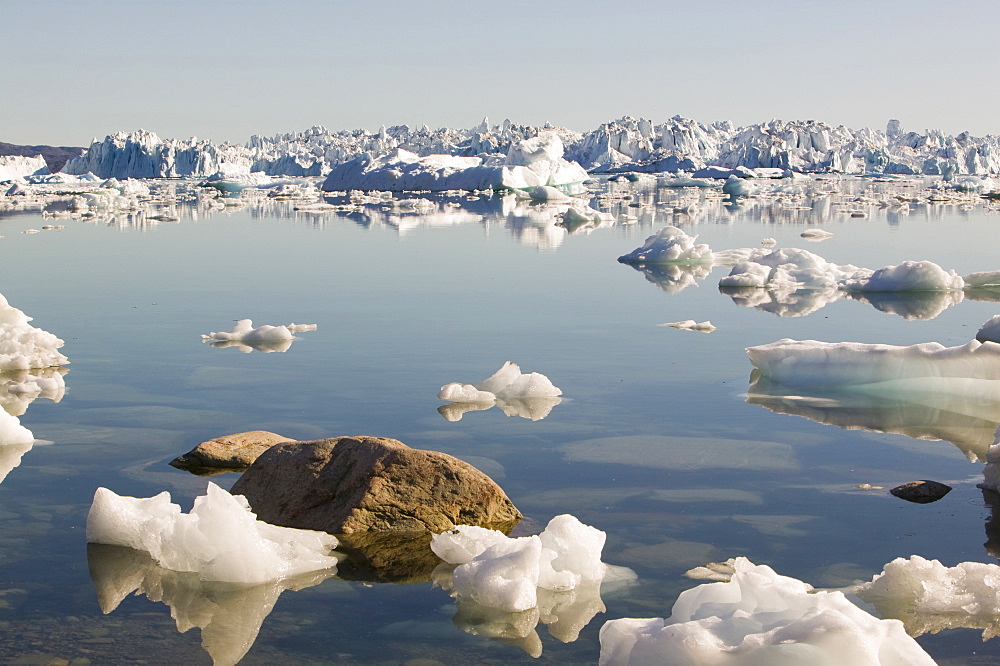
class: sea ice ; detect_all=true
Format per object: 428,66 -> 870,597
599,556 -> 932,665
977,315 -> 1000,343
202,319 -> 317,353
721,175 -> 757,197
841,259 -> 964,292
662,320 -> 715,332
719,247 -> 868,290
616,226 -> 714,265
747,337 -> 1000,390
86,482 -> 339,584
854,555 -> 1000,640
0,409 -> 35,484
0,292 -> 69,371
438,362 -> 563,421
431,514 -> 613,613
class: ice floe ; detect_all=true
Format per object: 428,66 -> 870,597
616,226 -> 714,266
854,555 -> 1000,641
437,361 -> 563,421
662,320 -> 715,333
0,292 -> 69,371
599,556 -> 932,665
431,516 -> 613,603
201,319 -> 317,353
86,482 -> 339,584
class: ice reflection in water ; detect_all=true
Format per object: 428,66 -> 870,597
87,543 -> 336,666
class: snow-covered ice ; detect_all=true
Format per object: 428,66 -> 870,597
599,556 -> 932,665
86,482 -> 339,583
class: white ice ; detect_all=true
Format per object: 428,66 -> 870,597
841,259 -> 964,292
86,482 -> 339,584
662,320 -> 716,333
438,362 -> 562,421
0,409 -> 35,485
0,292 -> 69,371
202,319 -> 316,353
854,555 -> 1000,640
617,226 -> 714,265
431,514 -> 612,613
977,315 -> 1000,343
747,337 -> 1000,392
599,556 -> 932,665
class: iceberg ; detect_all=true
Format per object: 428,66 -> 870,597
86,482 -> 339,584
841,260 -> 964,292
321,133 -> 587,193
616,226 -> 714,266
599,557 -> 932,665
0,155 -> 50,182
0,292 -> 69,371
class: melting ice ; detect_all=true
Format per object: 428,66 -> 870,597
86,482 -> 339,584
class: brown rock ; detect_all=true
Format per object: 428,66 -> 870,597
890,480 -> 952,504
170,431 -> 295,471
230,435 -> 521,534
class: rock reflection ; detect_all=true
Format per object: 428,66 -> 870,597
87,543 -> 335,666
747,372 -> 1000,461
433,565 -> 608,657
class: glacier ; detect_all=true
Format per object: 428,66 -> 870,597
52,115 -> 1000,184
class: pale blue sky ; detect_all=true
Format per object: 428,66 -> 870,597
4,0 -> 999,146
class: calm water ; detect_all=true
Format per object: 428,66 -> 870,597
2,177 -> 1000,664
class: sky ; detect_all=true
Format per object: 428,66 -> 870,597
4,0 -> 1000,147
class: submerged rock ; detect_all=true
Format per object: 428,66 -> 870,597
231,435 -> 522,534
890,480 -> 952,504
170,430 -> 295,471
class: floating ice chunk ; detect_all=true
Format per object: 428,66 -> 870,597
437,382 -> 496,403
527,185 -> 570,202
965,270 -> 1000,288
855,555 -> 1000,640
0,292 -> 69,371
617,226 -> 714,265
842,259 -> 964,292
86,482 -> 339,584
662,320 -> 715,332
473,361 -> 526,394
800,228 -> 834,240
496,372 -> 562,400
722,175 -> 757,197
981,441 -> 1000,492
747,338 -> 1000,390
761,237 -> 777,246
202,319 -> 316,353
432,514 -> 610,613
599,557 -> 933,665
977,315 -> 1000,344
720,247 -> 867,290
0,409 -> 34,485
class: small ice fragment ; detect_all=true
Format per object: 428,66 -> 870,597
761,237 -> 777,246
662,320 -> 715,333
437,382 -> 496,403
800,228 -> 834,240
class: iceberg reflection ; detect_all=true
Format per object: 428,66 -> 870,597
747,373 -> 1000,461
87,543 -> 335,666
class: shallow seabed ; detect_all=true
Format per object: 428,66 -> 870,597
2,175 -> 1000,664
